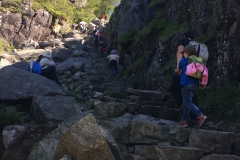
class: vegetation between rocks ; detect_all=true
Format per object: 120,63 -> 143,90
0,38 -> 14,53
1,0 -> 119,23
198,82 -> 240,122
0,106 -> 20,127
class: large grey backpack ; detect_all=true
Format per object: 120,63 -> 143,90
189,41 -> 209,63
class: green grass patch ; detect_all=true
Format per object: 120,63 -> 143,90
0,0 -> 25,13
197,82 -> 240,122
118,30 -> 137,44
133,18 -> 189,46
158,22 -> 189,41
0,107 -> 20,126
124,57 -> 143,76
159,57 -> 176,86
148,0 -> 165,8
195,35 -> 208,43
0,38 -> 14,53
1,0 -> 117,25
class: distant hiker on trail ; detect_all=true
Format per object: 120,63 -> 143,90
39,50 -> 62,86
170,32 -> 198,125
175,45 -> 207,128
81,23 -> 87,34
107,51 -> 119,76
71,23 -> 75,31
92,28 -> 97,37
110,47 -> 118,55
94,34 -> 99,48
99,43 -> 106,55
97,30 -> 102,40
103,14 -> 108,21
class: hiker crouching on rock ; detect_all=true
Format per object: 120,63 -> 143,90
107,51 -> 119,76
175,45 -> 207,128
39,50 -> 62,86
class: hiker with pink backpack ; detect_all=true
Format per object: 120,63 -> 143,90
175,45 -> 208,128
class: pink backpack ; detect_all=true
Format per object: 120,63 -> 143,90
186,62 -> 208,86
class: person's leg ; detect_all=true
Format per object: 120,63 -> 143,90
42,66 -> 61,86
110,66 -> 114,76
95,40 -> 98,48
48,66 -> 61,86
170,74 -> 198,121
41,67 -> 52,79
170,75 -> 183,107
182,85 -> 203,118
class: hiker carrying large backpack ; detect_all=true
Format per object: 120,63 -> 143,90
170,32 -> 199,110
169,31 -> 209,126
175,45 -> 208,128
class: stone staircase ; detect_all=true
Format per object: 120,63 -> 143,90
27,35 -> 240,160
73,37 -> 240,160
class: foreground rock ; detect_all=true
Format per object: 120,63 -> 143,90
0,66 -> 64,100
134,145 -> 204,160
32,96 -> 82,123
54,114 -> 115,160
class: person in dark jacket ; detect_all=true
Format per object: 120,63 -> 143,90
170,31 -> 198,125
39,50 -> 62,86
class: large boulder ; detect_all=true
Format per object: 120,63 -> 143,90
32,96 -> 82,123
189,129 -> 234,154
134,145 -> 204,160
233,134 -> 240,152
52,48 -> 72,62
27,111 -> 94,160
100,113 -> 133,142
94,101 -> 127,117
56,57 -> 92,74
201,154 -> 240,160
54,114 -> 115,160
2,125 -> 27,149
1,52 -> 21,63
140,105 -> 181,121
128,115 -> 178,144
0,66 -> 64,100
11,61 -> 30,70
0,58 -> 12,68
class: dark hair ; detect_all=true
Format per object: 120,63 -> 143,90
184,31 -> 194,39
186,49 -> 197,56
36,55 -> 43,63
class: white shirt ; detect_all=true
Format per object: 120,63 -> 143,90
40,57 -> 55,69
107,54 -> 119,61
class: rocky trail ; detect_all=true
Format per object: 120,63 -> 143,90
1,32 -> 240,160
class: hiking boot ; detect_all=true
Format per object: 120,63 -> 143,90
177,120 -> 188,128
198,115 -> 207,129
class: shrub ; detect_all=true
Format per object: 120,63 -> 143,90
0,107 -> 20,126
197,82 -> 240,122
0,38 -> 14,53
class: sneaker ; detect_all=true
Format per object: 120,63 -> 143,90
177,120 -> 188,128
198,115 -> 207,129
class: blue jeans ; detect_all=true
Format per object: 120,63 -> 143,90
181,84 -> 202,121
110,66 -> 116,76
